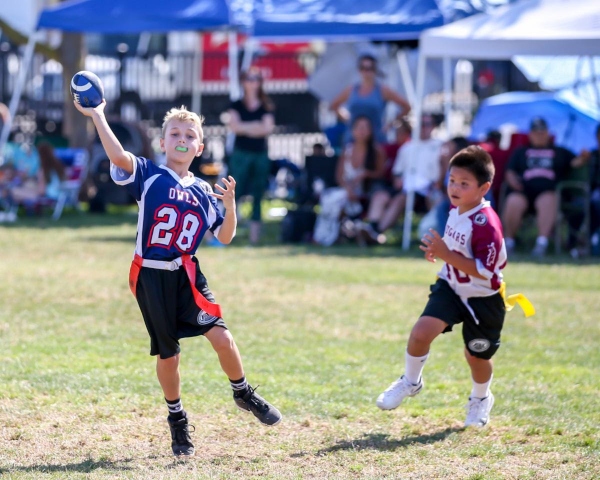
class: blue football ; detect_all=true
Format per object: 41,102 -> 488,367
70,70 -> 104,108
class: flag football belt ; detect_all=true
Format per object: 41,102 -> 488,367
500,282 -> 535,317
129,254 -> 223,318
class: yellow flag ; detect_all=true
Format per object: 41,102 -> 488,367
500,282 -> 535,317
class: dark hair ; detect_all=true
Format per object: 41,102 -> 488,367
37,141 -> 65,184
486,130 -> 502,144
449,145 -> 494,186
357,53 -> 377,67
450,136 -> 470,152
351,115 -> 377,174
240,66 -> 274,112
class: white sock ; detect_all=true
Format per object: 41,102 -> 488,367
404,351 -> 428,385
536,236 -> 549,246
471,375 -> 493,399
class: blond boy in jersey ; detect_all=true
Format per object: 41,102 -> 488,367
377,145 -> 506,427
74,101 -> 281,457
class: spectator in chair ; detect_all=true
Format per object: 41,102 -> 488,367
361,118 -> 412,242
330,53 -> 411,146
312,116 -> 385,246
224,66 -> 275,245
502,117 -> 589,257
361,114 -> 442,241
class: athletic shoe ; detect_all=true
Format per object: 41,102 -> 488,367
464,392 -> 495,427
167,415 -> 195,456
376,375 -> 423,410
234,385 -> 282,426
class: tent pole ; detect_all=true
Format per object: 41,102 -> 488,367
228,31 -> 240,101
0,32 -> 38,164
241,37 -> 257,72
396,48 -> 416,107
402,51 -> 428,251
191,32 -> 203,114
443,56 -> 452,138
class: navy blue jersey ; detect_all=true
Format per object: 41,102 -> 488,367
111,155 -> 224,260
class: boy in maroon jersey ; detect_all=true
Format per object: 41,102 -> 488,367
377,146 -> 506,427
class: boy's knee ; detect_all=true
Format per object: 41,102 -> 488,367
157,354 -> 180,368
208,328 -> 235,352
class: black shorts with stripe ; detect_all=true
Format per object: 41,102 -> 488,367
421,278 -> 506,359
134,257 -> 227,359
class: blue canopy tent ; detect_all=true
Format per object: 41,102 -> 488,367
252,0 -> 444,41
36,0 -> 232,33
470,91 -> 600,154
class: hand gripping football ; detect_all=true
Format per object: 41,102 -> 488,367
70,70 -> 104,108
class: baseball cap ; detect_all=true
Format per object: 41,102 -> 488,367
529,117 -> 548,131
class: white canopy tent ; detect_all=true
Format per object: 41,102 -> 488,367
403,0 -> 600,250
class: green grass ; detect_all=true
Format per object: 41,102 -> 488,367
0,210 -> 599,479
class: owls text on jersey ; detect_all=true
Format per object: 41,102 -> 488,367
110,155 -> 224,261
438,201 -> 507,299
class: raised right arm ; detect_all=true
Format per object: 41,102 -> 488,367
74,100 -> 133,174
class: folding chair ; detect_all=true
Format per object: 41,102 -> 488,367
51,148 -> 89,220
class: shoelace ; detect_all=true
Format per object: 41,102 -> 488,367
244,385 -> 269,413
385,377 -> 412,393
172,423 -> 195,444
466,398 -> 483,419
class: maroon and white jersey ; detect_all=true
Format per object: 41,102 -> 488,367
437,201 -> 506,299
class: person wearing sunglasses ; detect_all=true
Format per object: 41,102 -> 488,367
224,66 -> 275,245
330,53 -> 411,146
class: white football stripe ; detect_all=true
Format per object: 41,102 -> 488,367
71,77 -> 93,92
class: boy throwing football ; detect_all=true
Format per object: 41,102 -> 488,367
75,100 -> 281,456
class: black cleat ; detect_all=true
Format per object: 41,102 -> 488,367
233,385 -> 282,426
167,414 -> 195,456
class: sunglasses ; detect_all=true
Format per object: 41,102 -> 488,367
244,75 -> 261,82
359,65 -> 375,72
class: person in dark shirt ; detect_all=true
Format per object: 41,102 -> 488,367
225,66 -> 275,245
502,117 -> 587,257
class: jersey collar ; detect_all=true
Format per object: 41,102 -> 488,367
159,164 -> 196,187
458,200 -> 490,218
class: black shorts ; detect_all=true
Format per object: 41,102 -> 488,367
135,257 -> 227,359
421,279 -> 506,359
506,186 -> 554,214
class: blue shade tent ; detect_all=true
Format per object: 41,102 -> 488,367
252,0 -> 444,41
470,91 -> 600,154
37,0 -> 231,33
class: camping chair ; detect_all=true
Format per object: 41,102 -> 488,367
554,164 -> 590,256
51,148 -> 89,220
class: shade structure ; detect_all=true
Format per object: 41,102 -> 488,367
419,0 -> 600,60
470,91 -> 600,154
252,0 -> 444,41
37,0 -> 232,33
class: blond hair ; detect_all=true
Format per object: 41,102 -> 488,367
161,105 -> 205,142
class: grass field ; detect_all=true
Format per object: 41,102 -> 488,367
0,211 -> 599,479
